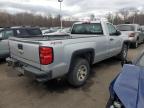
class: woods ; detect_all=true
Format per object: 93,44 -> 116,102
107,7 -> 144,25
0,7 -> 144,27
0,11 -> 73,27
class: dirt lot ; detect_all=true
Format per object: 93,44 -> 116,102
0,44 -> 143,108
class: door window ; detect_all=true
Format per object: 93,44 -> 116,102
107,23 -> 117,36
4,30 -> 13,39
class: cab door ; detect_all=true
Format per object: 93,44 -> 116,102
0,30 -> 14,56
106,23 -> 122,57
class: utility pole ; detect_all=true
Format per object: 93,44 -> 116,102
58,0 -> 63,29
133,12 -> 136,24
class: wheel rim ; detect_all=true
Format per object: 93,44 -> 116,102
123,47 -> 127,59
136,41 -> 138,47
77,65 -> 88,81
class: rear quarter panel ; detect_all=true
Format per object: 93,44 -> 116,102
40,36 -> 109,78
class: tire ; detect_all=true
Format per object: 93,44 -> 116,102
133,40 -> 138,48
67,58 -> 90,87
117,44 -> 128,61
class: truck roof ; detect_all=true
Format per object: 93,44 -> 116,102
74,21 -> 100,24
73,19 -> 109,25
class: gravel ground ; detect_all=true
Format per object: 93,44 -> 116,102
0,44 -> 143,108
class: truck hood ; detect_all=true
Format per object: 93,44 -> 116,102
113,64 -> 144,108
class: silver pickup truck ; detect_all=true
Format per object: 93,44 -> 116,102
7,20 -> 129,87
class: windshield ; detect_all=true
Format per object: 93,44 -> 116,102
117,25 -> 135,31
15,28 -> 42,38
71,23 -> 103,35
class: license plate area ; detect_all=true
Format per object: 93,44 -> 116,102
6,66 -> 24,77
6,58 -> 25,76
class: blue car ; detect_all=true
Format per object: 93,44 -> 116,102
106,52 -> 144,108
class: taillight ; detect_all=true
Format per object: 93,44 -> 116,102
39,47 -> 53,65
129,33 -> 136,37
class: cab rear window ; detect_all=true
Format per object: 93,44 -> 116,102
15,28 -> 42,38
71,23 -> 103,35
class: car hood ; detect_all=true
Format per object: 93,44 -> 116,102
113,64 -> 144,108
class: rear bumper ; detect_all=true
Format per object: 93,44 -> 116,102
6,57 -> 52,82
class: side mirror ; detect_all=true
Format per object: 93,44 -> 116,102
121,60 -> 132,67
116,30 -> 121,36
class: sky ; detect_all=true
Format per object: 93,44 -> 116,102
0,0 -> 143,18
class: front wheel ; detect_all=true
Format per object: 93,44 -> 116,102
67,58 -> 90,87
133,40 -> 139,48
117,44 -> 128,61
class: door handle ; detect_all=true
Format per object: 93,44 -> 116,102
110,38 -> 114,41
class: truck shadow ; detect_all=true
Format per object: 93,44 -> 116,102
26,57 -> 120,94
44,79 -> 77,92
25,78 -> 78,94
81,57 -> 120,92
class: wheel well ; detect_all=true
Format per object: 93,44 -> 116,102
123,41 -> 130,48
75,52 -> 93,64
70,49 -> 95,66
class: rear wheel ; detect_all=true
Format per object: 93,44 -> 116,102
67,58 -> 90,87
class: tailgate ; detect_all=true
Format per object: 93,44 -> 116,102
9,38 -> 41,68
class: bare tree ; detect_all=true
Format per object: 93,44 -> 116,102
0,12 -> 74,27
119,8 -> 129,21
